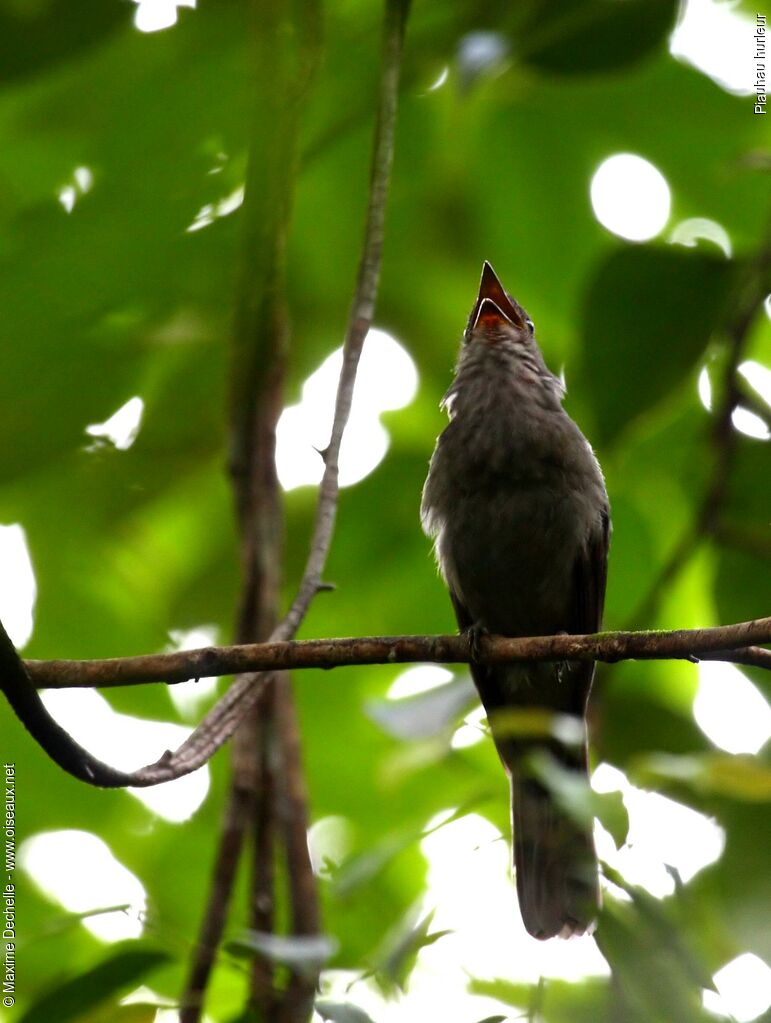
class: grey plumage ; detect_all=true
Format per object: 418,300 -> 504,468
421,262 -> 610,940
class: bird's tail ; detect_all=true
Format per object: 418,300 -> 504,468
511,743 -> 599,940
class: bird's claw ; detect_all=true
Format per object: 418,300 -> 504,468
466,622 -> 489,663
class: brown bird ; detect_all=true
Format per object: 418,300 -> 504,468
421,262 -> 610,939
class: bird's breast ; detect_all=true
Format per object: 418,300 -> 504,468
426,407 -> 604,636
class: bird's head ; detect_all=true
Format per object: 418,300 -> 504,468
464,261 -> 534,349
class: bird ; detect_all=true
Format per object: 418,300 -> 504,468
421,261 -> 610,939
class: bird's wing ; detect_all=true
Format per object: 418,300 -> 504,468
571,506 -> 610,636
449,589 -> 474,632
564,505 -> 610,715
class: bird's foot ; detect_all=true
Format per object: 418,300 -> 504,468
554,631 -> 569,684
465,622 -> 489,663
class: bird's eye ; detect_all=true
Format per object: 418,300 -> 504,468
525,318 -> 535,334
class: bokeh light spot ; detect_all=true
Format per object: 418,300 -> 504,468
698,366 -> 712,411
426,67 -> 449,92
590,153 -> 671,242
21,830 -> 146,941
670,216 -> 732,257
133,0 -> 195,33
167,625 -> 220,719
86,396 -> 144,451
593,763 -> 724,895
387,665 -> 453,699
704,953 -> 771,1022
41,688 -> 209,821
276,328 -> 417,490
739,360 -> 771,409
0,524 -> 36,649
670,0 -> 755,96
695,662 -> 771,755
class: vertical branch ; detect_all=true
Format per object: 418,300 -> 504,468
181,1 -> 321,1020
181,0 -> 409,1016
279,0 -> 413,641
180,739 -> 260,1022
269,3 -> 412,1017
272,675 -> 321,1022
247,685 -> 278,1014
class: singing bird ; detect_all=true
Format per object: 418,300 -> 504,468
421,262 -> 610,939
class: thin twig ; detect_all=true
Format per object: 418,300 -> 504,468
277,0 -> 412,644
25,617 -> 771,690
632,225 -> 771,625
698,647 -> 771,670
713,520 -> 771,562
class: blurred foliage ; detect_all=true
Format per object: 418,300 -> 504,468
0,0 -> 770,1021
18,942 -> 170,1023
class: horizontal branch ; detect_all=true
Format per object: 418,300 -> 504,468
26,616 -> 771,689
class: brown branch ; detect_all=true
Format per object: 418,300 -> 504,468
182,0 -> 323,1015
25,618 -> 771,687
5,608 -> 767,796
185,3 -> 408,1018
246,684 -> 278,1016
277,0 -> 412,645
698,646 -> 771,671
272,675 -> 321,1023
180,740 -> 263,1022
0,618 -> 135,788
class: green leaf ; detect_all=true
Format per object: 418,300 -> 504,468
226,932 -> 339,976
0,0 -> 130,83
517,0 -> 679,76
594,788 -> 630,849
579,246 -> 738,445
315,1000 -> 378,1023
524,751 -> 630,846
467,978 -> 529,1011
714,546 -> 771,634
488,708 -> 585,746
83,1004 -> 159,1023
331,831 -> 416,899
596,893 -> 714,1022
601,870 -> 715,991
722,432 -> 771,532
469,976 -> 610,1022
372,908 -> 452,995
365,674 -> 477,740
525,751 -> 593,829
18,944 -> 171,1023
630,752 -> 771,801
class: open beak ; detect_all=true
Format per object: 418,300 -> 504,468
473,297 -> 511,331
470,261 -> 526,331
